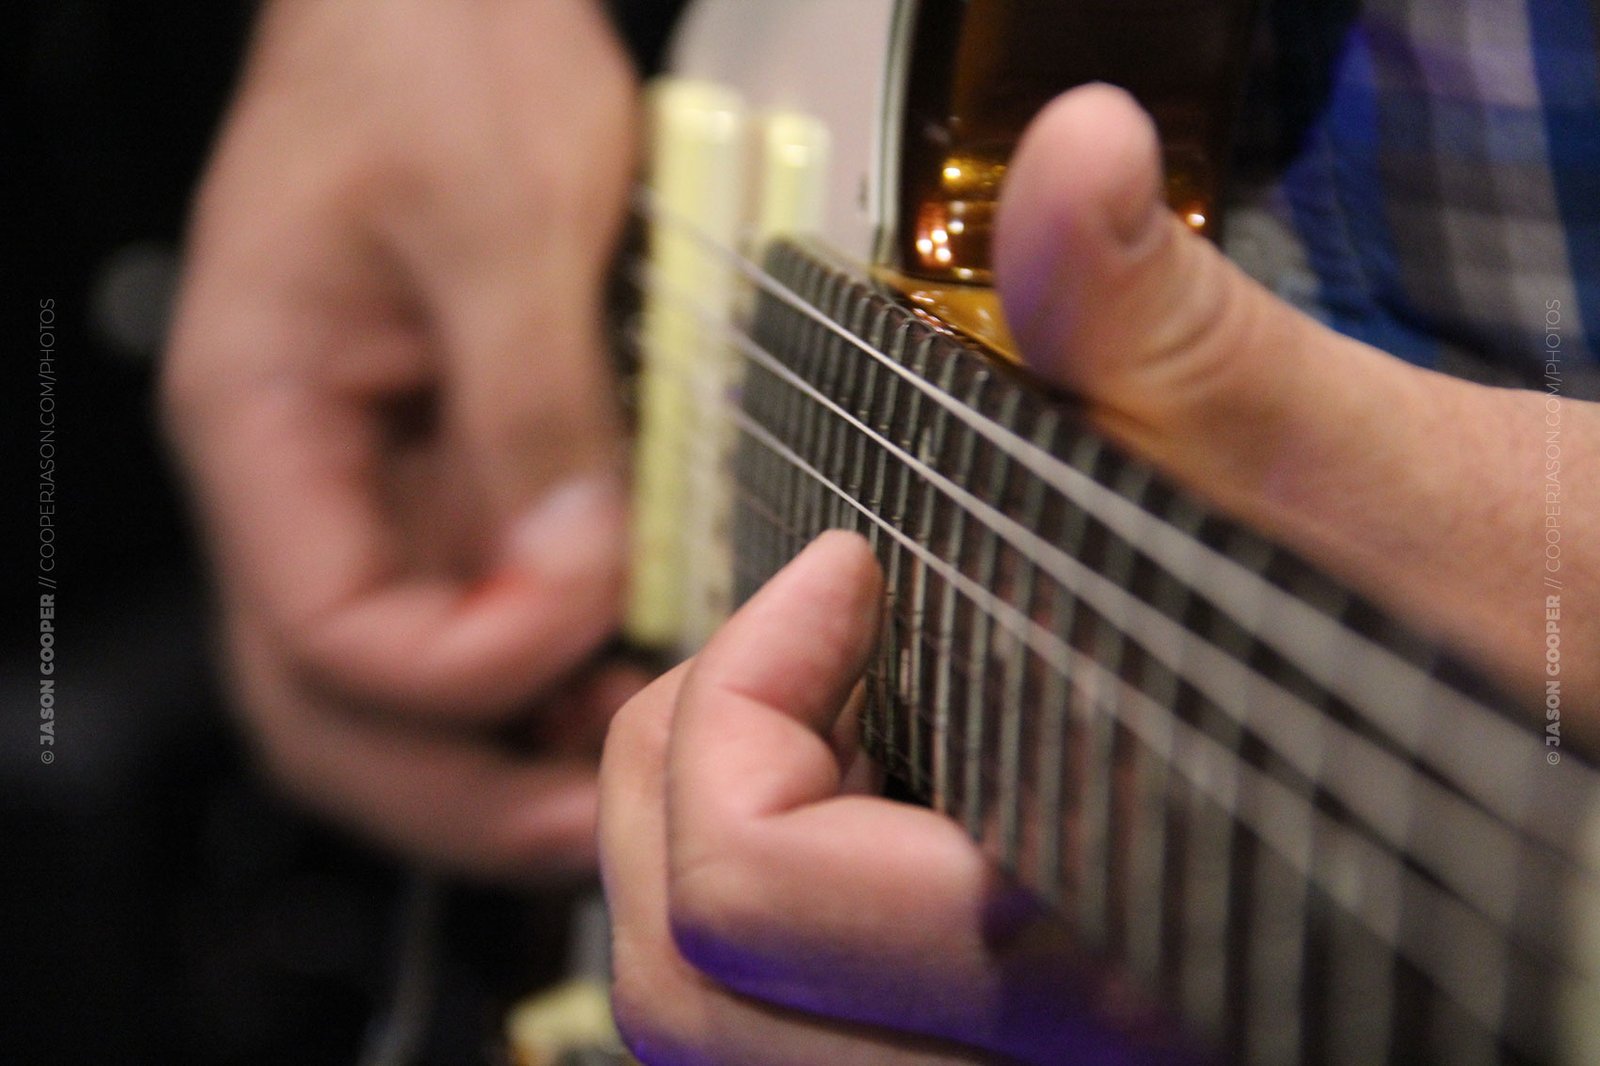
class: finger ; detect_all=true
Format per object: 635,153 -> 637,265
661,533 -> 1173,1063
668,530 -> 886,830
165,191 -> 625,722
992,83 -> 1595,695
598,663 -> 989,1066
286,463 -> 626,721
830,683 -> 882,798
403,0 -> 639,525
527,657 -> 656,759
993,83 -> 1427,518
163,0 -> 638,724
231,609 -> 601,884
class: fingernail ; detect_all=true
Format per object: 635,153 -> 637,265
1110,167 -> 1166,251
1080,83 -> 1169,252
508,472 -> 627,585
998,87 -> 1168,368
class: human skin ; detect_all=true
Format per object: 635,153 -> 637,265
163,0 -> 640,881
162,0 -> 1599,1048
599,85 -> 1599,1063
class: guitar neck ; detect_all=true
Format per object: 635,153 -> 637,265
614,24 -> 1600,1054
621,221 -> 1600,1063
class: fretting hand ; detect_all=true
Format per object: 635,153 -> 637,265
599,84 -> 1598,1063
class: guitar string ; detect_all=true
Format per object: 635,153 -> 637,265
619,192 -> 1595,1055
619,292 -> 1595,1053
727,403 -> 1553,1044
670,301 -> 1600,1055
630,193 -> 1563,836
620,307 -> 1586,991
619,256 -> 1600,884
624,294 -> 1553,912
732,425 -> 1548,1056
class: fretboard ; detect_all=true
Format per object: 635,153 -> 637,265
699,238 -> 1600,1065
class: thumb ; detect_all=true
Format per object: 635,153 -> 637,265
994,83 -> 1411,501
992,83 -> 1572,700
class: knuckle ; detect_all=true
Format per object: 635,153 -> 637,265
460,383 -> 620,496
609,950 -> 701,1066
483,398 -> 587,464
666,852 -> 768,982
607,969 -> 658,1060
600,690 -> 668,770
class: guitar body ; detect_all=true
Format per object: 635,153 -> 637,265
666,0 -> 897,267
613,2 -> 1600,1063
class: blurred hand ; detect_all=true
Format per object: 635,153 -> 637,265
599,84 -> 1598,1062
164,0 -> 639,881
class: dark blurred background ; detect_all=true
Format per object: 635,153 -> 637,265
10,3 -> 680,1063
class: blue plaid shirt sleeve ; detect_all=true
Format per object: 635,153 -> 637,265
1224,0 -> 1600,400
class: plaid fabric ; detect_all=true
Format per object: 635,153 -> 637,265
1225,0 -> 1600,398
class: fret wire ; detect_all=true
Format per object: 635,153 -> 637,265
919,350 -> 974,818
1077,680 -> 1118,951
817,283 -> 849,530
877,322 -> 916,777
887,332 -> 921,794
880,319 -> 930,785
1242,850 -> 1308,1063
998,406 -> 1050,874
954,373 -> 995,838
620,261 -> 1592,874
1230,524 -> 1320,1064
1041,427 -> 1105,906
967,382 -> 1021,857
846,302 -> 883,544
1125,698 -> 1176,991
1083,460 -> 1150,955
1181,744 -> 1241,1041
624,294 -> 1577,927
784,252 -> 820,556
838,294 -> 872,536
620,218 -> 1563,838
794,266 -> 836,559
838,294 -> 889,755
738,399 -> 759,600
1171,497 -> 1256,1046
821,285 -> 862,534
1024,606 -> 1069,901
902,332 -> 934,797
842,294 -> 880,544
1115,463 -> 1168,971
929,485 -> 963,816
727,405 -> 1578,1048
903,333 -> 950,798
759,271 -> 804,570
1325,907 -> 1395,1066
1128,496 -> 1205,999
